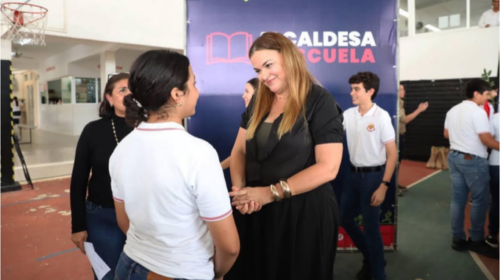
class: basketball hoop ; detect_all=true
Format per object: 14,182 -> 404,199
1,2 -> 48,46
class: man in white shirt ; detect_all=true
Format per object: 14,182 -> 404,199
340,72 -> 398,280
486,110 -> 499,248
479,0 -> 499,28
444,78 -> 499,259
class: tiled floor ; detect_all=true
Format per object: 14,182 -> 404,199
14,129 -> 78,167
13,129 -> 78,181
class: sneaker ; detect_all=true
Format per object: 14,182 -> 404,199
467,239 -> 499,259
356,259 -> 370,280
398,185 -> 408,191
485,236 -> 499,248
452,239 -> 468,251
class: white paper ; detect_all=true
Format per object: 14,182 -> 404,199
84,242 -> 111,280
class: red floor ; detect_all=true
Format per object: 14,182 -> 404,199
1,178 -> 92,280
398,159 -> 438,188
1,161 -> 497,279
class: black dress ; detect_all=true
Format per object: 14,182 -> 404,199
225,84 -> 344,280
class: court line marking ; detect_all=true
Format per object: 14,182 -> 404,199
469,252 -> 496,280
1,193 -> 69,207
35,248 -> 79,262
406,170 -> 442,189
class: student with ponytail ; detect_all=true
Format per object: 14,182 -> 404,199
111,50 -> 239,280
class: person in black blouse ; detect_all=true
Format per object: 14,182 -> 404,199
227,32 -> 344,280
70,73 -> 133,280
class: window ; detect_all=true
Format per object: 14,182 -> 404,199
47,77 -> 72,104
415,0 -> 466,33
75,78 -> 97,103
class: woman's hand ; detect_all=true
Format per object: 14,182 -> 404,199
71,231 -> 88,254
230,186 -> 271,214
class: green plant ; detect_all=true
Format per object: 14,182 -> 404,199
481,69 -> 497,104
482,69 -> 495,87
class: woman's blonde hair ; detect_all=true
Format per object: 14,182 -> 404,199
246,32 -> 316,140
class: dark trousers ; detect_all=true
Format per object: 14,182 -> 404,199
340,169 -> 386,280
398,134 -> 405,163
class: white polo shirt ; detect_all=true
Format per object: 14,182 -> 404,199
479,9 -> 499,28
343,104 -> 396,167
490,113 -> 499,166
110,121 -> 232,280
444,100 -> 490,158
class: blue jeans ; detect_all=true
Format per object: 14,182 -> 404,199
448,151 -> 490,242
340,169 -> 385,280
489,165 -> 499,237
86,200 -> 126,280
115,252 -> 213,280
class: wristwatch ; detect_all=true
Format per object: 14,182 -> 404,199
381,181 -> 390,187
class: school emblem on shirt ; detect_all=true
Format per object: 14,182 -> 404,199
367,123 -> 375,132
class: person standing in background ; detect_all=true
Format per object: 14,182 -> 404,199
70,73 -> 133,280
221,78 -> 259,170
479,0 -> 499,28
397,84 -> 428,194
12,96 -> 21,125
341,72 -> 398,280
444,79 -> 499,259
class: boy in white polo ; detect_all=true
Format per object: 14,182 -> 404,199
444,78 -> 499,259
340,72 -> 398,280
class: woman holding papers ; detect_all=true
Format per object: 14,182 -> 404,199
70,73 -> 132,280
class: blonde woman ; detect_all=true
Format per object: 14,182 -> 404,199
227,32 -> 344,280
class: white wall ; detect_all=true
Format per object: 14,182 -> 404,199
400,27 -> 499,81
36,0 -> 185,51
12,72 -> 23,97
40,103 -> 99,135
1,39 -> 11,60
68,49 -> 144,78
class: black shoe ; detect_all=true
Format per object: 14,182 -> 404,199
398,185 -> 408,191
452,239 -> 468,251
356,259 -> 371,280
467,238 -> 499,259
485,236 -> 499,248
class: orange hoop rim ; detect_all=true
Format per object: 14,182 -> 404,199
1,2 -> 48,25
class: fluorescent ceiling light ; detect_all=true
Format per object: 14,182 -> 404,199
424,24 -> 441,32
399,9 -> 409,18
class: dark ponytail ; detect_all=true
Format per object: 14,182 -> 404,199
126,50 -> 190,127
98,73 -> 130,118
13,96 -> 19,107
124,94 -> 148,127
